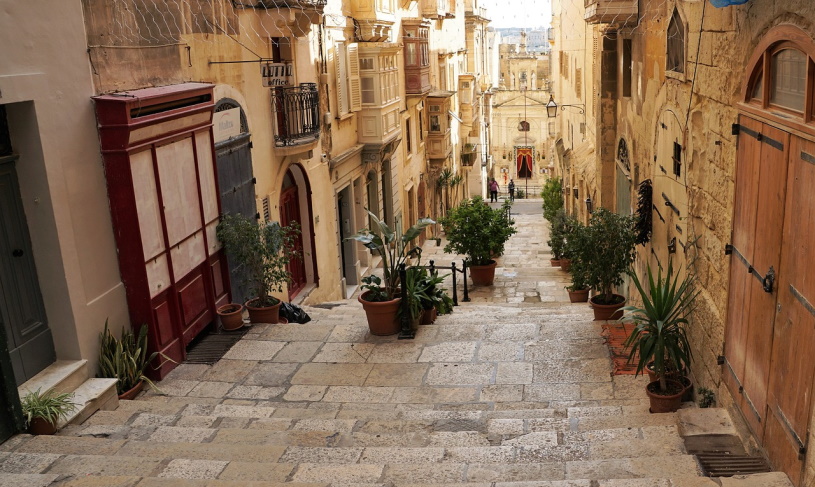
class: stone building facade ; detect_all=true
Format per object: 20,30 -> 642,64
552,0 -> 815,483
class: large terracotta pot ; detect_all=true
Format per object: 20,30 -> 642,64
359,291 -> 401,336
217,303 -> 245,331
469,260 -> 497,286
568,288 -> 590,303
422,307 -> 437,325
550,258 -> 561,267
646,379 -> 684,413
589,294 -> 626,320
28,417 -> 58,435
560,258 -> 572,272
245,298 -> 282,324
119,380 -> 144,401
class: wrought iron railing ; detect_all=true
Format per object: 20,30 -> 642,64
259,0 -> 327,8
271,83 -> 320,147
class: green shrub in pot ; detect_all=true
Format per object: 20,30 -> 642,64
440,196 -> 517,266
583,207 -> 637,306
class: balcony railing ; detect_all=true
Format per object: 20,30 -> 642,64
271,83 -> 320,147
259,0 -> 327,8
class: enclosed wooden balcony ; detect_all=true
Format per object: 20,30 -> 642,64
584,0 -> 638,26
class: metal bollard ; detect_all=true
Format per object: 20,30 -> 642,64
451,262 -> 459,306
398,263 -> 415,339
429,260 -> 436,276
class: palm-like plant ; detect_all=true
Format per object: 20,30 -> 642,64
348,210 -> 434,301
622,261 -> 698,393
99,320 -> 163,395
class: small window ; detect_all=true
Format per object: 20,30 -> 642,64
360,57 -> 374,70
430,115 -> 441,132
361,77 -> 375,104
673,142 -> 682,177
770,49 -> 807,112
667,9 -> 685,73
622,39 -> 632,97
406,119 -> 412,153
752,69 -> 764,100
418,110 -> 424,141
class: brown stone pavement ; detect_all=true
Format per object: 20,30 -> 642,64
0,199 -> 792,487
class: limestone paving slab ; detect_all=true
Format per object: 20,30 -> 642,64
158,459 -> 228,479
0,473 -> 60,487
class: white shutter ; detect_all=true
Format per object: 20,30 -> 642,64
348,43 -> 362,112
335,43 -> 348,115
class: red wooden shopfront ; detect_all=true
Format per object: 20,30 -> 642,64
93,83 -> 230,378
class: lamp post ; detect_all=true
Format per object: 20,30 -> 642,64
546,94 -> 585,117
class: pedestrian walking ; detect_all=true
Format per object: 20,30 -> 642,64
489,178 -> 499,202
508,179 -> 515,201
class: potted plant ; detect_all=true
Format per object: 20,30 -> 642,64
98,320 -> 166,399
622,261 -> 697,413
216,303 -> 245,331
547,209 -> 568,266
583,208 -> 637,320
216,214 -> 300,324
348,211 -> 434,335
564,220 -> 590,302
541,178 -> 564,222
440,196 -> 517,286
21,388 -> 77,435
407,266 -> 450,325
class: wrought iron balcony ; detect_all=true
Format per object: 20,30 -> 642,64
271,83 -> 320,147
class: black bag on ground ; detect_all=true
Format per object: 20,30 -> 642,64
279,302 -> 312,324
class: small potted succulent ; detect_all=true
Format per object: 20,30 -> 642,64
348,211 -> 434,335
622,261 -> 697,413
440,196 -> 517,286
98,320 -> 166,399
217,214 -> 300,324
21,388 -> 77,435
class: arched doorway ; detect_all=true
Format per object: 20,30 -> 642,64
279,165 -> 318,299
214,98 -> 255,304
724,25 -> 815,485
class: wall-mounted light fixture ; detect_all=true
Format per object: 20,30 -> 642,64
585,197 -> 593,214
546,94 -> 585,118
573,186 -> 579,199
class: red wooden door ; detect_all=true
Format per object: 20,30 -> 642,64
724,116 -> 789,441
280,186 -> 306,298
763,136 -> 815,485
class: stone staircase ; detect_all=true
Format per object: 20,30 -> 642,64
0,210 -> 793,486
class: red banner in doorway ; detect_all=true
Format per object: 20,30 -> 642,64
516,147 -> 533,178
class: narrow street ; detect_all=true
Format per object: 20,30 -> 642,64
0,201 -> 790,486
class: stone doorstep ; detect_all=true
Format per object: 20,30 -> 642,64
18,360 -> 88,397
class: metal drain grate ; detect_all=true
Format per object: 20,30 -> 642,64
696,452 -> 771,477
184,328 -> 249,365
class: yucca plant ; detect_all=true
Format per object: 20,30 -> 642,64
622,261 -> 698,393
21,388 -> 76,427
98,320 -> 162,395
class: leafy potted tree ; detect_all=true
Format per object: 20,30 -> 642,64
564,220 -> 590,302
217,214 -> 300,324
546,210 -> 568,267
622,261 -> 697,413
21,388 -> 76,435
541,178 -> 564,222
440,196 -> 517,286
348,211 -> 434,335
583,208 -> 637,320
98,320 -> 166,399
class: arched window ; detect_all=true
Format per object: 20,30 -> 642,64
667,9 -> 685,73
742,26 -> 815,126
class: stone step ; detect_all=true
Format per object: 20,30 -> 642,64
0,473 -> 60,487
59,378 -> 119,428
18,360 -> 88,397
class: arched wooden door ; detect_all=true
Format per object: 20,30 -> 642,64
280,179 -> 306,298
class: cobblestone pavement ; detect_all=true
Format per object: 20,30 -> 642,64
0,199 -> 791,486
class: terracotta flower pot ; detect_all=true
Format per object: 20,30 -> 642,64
359,291 -> 401,336
589,294 -> 626,320
646,379 -> 684,413
217,303 -> 245,331
28,416 -> 58,435
118,380 -> 144,400
245,298 -> 282,324
568,288 -> 590,303
422,307 -> 437,325
560,258 -> 572,272
550,258 -> 562,267
469,260 -> 497,286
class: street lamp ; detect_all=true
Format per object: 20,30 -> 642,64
585,197 -> 593,214
546,94 -> 585,118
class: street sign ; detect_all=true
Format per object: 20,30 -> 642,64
261,62 -> 293,87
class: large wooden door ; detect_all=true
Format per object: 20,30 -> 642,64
0,156 -> 55,385
762,136 -> 815,485
724,116 -> 814,484
280,185 -> 306,298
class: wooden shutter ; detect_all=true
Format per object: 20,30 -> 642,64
335,43 -> 347,115
575,67 -> 582,99
348,43 -> 362,112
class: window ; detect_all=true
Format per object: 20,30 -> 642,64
406,118 -> 412,153
430,115 -> 441,133
360,57 -> 374,70
673,141 -> 682,177
418,109 -> 424,141
770,49 -> 807,112
622,39 -> 632,97
667,9 -> 685,73
361,77 -> 375,104
575,68 -> 582,99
